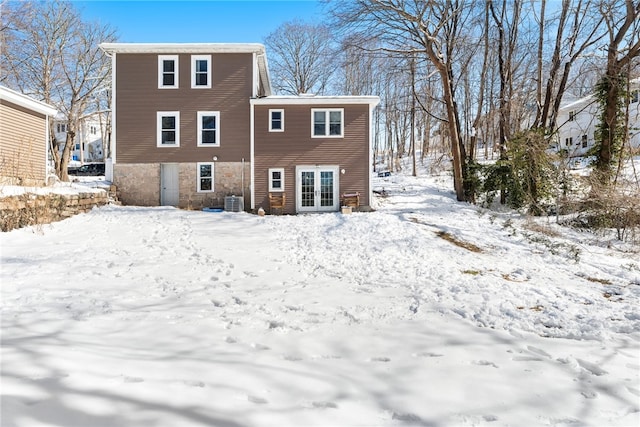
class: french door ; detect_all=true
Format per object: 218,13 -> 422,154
296,166 -> 339,213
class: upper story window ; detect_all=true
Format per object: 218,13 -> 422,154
197,162 -> 215,192
269,168 -> 285,192
191,55 -> 211,89
581,134 -> 588,148
568,110 -> 576,121
158,55 -> 179,89
56,123 -> 67,133
90,125 -> 97,135
565,137 -> 573,147
197,111 -> 220,146
269,109 -> 284,132
157,111 -> 180,147
312,109 -> 344,138
631,90 -> 639,103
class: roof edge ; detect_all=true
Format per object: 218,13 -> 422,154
99,42 -> 266,54
251,95 -> 380,107
0,86 -> 58,116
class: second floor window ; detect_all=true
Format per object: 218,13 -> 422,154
57,123 -> 67,133
197,111 -> 220,146
192,55 -> 211,88
157,112 -> 180,147
158,55 -> 178,88
312,109 -> 344,137
565,137 -> 573,147
581,134 -> 588,148
269,109 -> 284,132
568,110 -> 576,121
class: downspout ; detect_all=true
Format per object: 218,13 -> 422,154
250,100 -> 255,211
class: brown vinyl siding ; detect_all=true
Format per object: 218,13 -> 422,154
0,100 -> 47,184
254,104 -> 370,214
115,52 -> 254,164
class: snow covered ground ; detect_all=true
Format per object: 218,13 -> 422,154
1,169 -> 639,427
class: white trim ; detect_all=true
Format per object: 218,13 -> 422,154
252,52 -> 257,98
191,55 -> 212,89
157,111 -> 180,147
311,108 -> 344,138
251,95 -> 380,106
368,104 -> 374,208
158,55 -> 179,89
0,86 -> 57,116
268,168 -> 285,192
100,42 -> 266,54
197,162 -> 215,192
250,101 -> 255,210
197,111 -> 220,146
269,109 -> 284,132
111,53 -> 117,163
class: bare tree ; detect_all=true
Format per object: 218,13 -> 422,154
1,0 -> 116,181
593,0 -> 640,183
331,0 -> 476,202
264,20 -> 336,95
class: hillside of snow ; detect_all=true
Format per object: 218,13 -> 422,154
1,169 -> 639,427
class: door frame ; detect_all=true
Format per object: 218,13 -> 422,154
295,165 -> 339,213
160,163 -> 179,206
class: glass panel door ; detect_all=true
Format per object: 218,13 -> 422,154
301,171 -> 315,208
320,171 -> 334,207
296,166 -> 339,213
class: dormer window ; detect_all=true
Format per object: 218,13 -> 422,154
158,55 -> 178,89
191,55 -> 211,88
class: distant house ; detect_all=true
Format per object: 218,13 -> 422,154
99,42 -> 379,213
556,77 -> 640,158
0,86 -> 57,186
54,113 -> 107,166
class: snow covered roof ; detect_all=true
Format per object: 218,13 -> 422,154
251,95 -> 380,107
0,86 -> 57,117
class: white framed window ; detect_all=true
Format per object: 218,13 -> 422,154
631,90 -> 639,103
568,110 -> 576,121
57,123 -> 67,133
197,111 -> 220,146
565,137 -> 573,147
312,109 -> 344,137
157,111 -> 180,147
158,55 -> 179,89
191,55 -> 211,88
268,168 -> 285,192
581,134 -> 588,148
269,109 -> 284,132
197,162 -> 215,192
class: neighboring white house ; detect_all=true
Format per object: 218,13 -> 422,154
556,77 -> 640,158
54,112 -> 107,166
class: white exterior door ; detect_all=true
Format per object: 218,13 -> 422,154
160,163 -> 179,206
296,166 -> 339,213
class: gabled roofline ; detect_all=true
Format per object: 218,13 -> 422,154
0,86 -> 57,116
251,95 -> 380,107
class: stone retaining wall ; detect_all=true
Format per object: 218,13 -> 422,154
0,191 -> 109,232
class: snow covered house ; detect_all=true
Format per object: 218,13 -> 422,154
0,86 -> 57,186
99,43 -> 379,213
555,77 -> 640,158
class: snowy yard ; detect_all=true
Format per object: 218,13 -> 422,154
1,171 -> 639,427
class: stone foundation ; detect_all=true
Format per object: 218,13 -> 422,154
114,162 -> 251,210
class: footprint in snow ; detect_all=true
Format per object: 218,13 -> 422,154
312,401 -> 338,409
184,380 -> 205,388
123,376 -> 144,383
413,352 -> 443,358
251,343 -> 270,351
248,395 -> 268,404
370,357 -> 391,362
473,360 -> 499,368
581,389 -> 598,399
